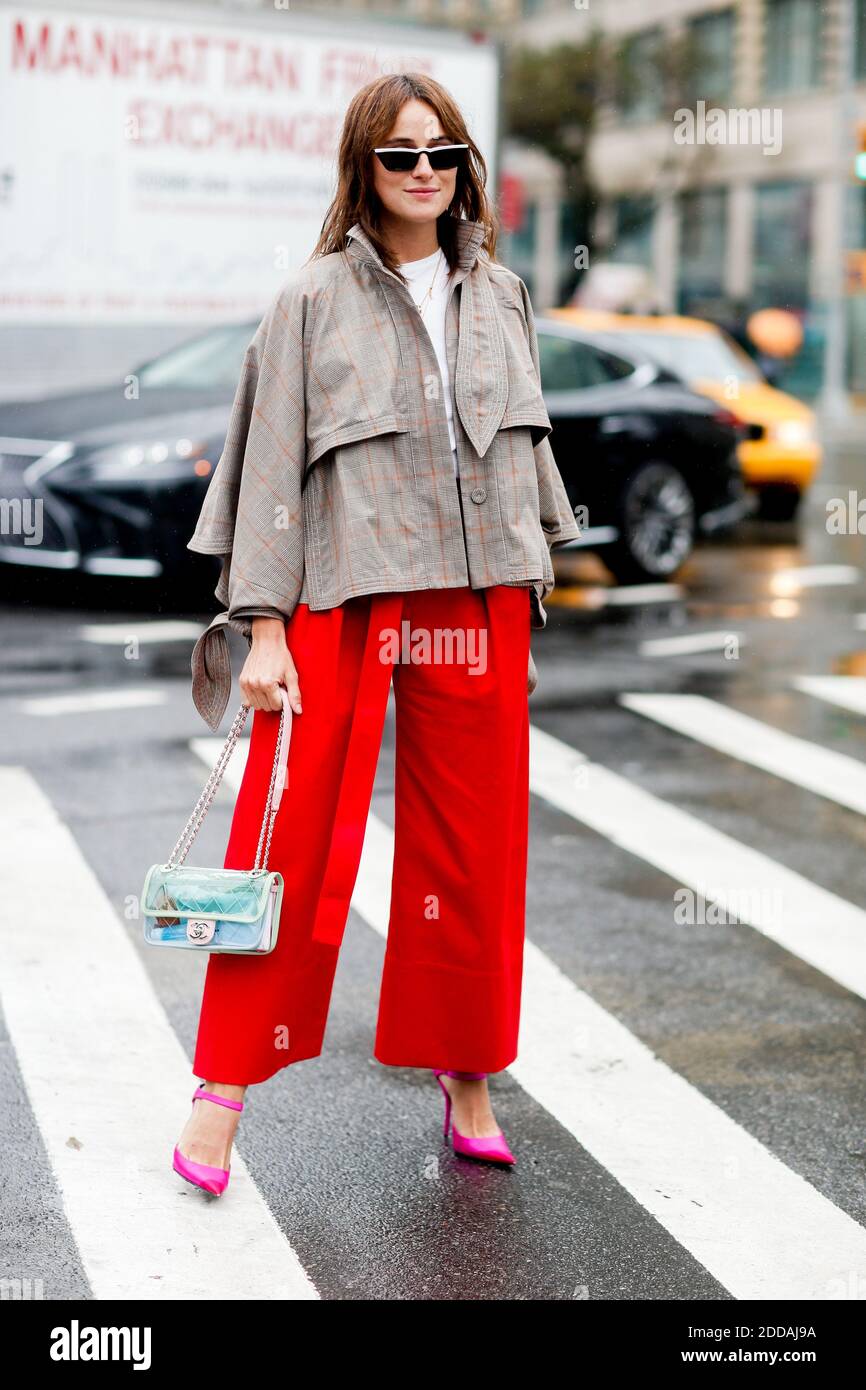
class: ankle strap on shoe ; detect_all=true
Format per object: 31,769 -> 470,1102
192,1085 -> 244,1111
447,1070 -> 488,1080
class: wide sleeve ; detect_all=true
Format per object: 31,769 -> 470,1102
516,277 -> 582,552
513,277 -> 582,632
187,280 -> 309,729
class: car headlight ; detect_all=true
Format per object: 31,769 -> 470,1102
769,420 -> 816,447
116,438 -> 205,467
67,438 -> 214,483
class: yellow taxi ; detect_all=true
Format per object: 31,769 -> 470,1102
546,309 -> 821,520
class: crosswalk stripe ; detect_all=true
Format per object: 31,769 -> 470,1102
620,692 -> 866,817
638,631 -> 744,657
78,621 -> 205,644
604,583 -> 685,606
794,676 -> 866,717
0,767 -> 319,1302
509,945 -> 866,1302
20,689 -> 168,716
769,564 -> 860,592
546,583 -> 685,611
528,723 -> 866,1002
197,735 -> 866,1300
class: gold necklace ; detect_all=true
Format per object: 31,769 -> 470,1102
411,250 -> 444,320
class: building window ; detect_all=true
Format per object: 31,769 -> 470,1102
752,180 -> 812,310
764,0 -> 823,94
687,9 -> 735,103
609,196 -> 655,266
678,188 -> 728,314
508,200 -> 536,261
857,0 -> 866,80
849,182 -> 866,249
846,185 -> 866,393
503,201 -> 537,299
557,200 -> 584,303
617,29 -> 666,123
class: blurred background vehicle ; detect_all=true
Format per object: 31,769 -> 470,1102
0,315 -> 746,592
546,308 -> 821,522
0,326 -> 253,591
1,0 -> 864,612
535,317 -> 748,583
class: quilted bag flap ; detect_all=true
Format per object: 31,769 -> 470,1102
142,864 -> 277,923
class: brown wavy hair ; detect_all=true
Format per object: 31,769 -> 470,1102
311,72 -> 498,281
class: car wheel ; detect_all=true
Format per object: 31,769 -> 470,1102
605,461 -> 696,583
757,484 -> 801,522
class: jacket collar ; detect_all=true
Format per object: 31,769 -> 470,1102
344,214 -> 487,273
344,215 -> 507,458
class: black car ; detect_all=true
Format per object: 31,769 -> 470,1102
0,325 -> 253,587
0,317 -> 746,590
535,317 -> 750,583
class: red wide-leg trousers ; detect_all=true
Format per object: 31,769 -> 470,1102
191,584 -> 531,1085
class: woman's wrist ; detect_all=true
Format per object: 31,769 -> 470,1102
251,616 -> 287,644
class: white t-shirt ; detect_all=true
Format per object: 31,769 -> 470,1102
398,247 -> 459,477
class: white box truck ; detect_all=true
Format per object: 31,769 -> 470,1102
0,0 -> 500,393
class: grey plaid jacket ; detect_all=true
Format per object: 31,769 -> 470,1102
188,214 -> 580,728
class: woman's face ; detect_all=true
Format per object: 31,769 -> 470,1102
371,98 -> 458,230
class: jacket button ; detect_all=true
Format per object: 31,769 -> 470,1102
470,486 -> 487,504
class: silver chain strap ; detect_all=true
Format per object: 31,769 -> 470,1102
253,708 -> 285,871
166,701 -> 288,872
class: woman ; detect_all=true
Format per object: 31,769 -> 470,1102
173,72 -> 580,1195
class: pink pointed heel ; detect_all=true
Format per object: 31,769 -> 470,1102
432,1069 -> 516,1166
172,1082 -> 245,1196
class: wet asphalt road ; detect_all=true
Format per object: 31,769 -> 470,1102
2,453 -> 866,1303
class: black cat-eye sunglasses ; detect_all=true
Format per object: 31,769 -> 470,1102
373,144 -> 469,173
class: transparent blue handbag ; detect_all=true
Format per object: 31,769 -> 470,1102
141,690 -> 291,955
